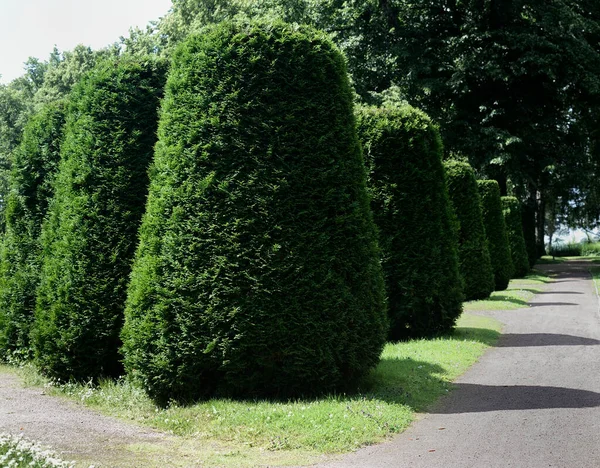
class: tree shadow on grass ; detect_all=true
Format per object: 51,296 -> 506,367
363,353 -> 600,415
480,295 -> 528,307
362,358 -> 450,412
358,326 -> 502,411
356,324 -> 600,416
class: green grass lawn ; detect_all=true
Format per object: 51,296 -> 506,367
464,268 -> 553,311
2,313 -> 502,467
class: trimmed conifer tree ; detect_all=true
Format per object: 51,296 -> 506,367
0,101 -> 66,361
32,58 -> 166,381
356,105 -> 463,341
502,196 -> 530,278
121,21 -> 388,405
477,180 -> 514,291
444,160 -> 495,300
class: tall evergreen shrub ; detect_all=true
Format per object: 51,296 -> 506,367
32,58 -> 165,381
477,180 -> 514,291
444,160 -> 495,300
0,102 -> 66,361
356,105 -> 463,341
501,196 -> 530,277
121,21 -> 388,405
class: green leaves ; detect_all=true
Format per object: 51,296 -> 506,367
356,104 -> 463,341
122,20 -> 387,404
478,180 -> 514,290
444,160 -> 495,301
502,196 -> 531,278
0,100 -> 66,361
32,58 -> 166,381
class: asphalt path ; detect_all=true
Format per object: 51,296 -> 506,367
315,259 -> 600,468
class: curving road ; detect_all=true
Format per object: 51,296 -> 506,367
315,259 -> 600,468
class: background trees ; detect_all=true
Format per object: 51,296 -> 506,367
0,101 -> 65,360
356,104 -> 463,340
478,180 -> 513,291
32,58 -> 165,381
444,160 -> 495,300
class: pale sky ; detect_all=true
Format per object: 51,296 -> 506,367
0,0 -> 173,84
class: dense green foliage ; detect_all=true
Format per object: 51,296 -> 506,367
477,180 -> 513,291
142,0 -> 600,240
444,160 -> 494,301
356,105 -> 463,341
32,58 -> 165,381
548,242 -> 583,257
522,203 -> 538,268
121,21 -> 388,405
0,101 -> 66,361
501,197 -> 531,278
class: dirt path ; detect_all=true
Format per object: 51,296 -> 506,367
314,258 -> 600,468
0,371 -> 186,467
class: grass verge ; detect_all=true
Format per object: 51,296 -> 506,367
1,314 -> 501,467
464,268 -> 553,311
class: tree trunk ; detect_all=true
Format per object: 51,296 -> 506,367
535,191 -> 546,257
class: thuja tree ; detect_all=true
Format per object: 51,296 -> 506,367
32,58 -> 165,381
356,105 -> 463,341
477,180 -> 514,291
444,160 -> 494,300
0,101 -> 66,361
501,196 -> 530,278
121,21 -> 388,405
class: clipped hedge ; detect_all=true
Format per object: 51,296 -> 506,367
32,58 -> 166,381
444,160 -> 495,300
501,196 -> 530,277
121,21 -> 388,405
356,105 -> 463,341
0,101 -> 66,361
477,180 -> 514,291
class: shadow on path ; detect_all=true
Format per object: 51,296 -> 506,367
431,383 -> 600,413
529,301 -> 578,307
534,290 -> 583,295
496,333 -> 600,347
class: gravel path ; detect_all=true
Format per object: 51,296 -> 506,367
0,372 -> 179,467
314,258 -> 600,468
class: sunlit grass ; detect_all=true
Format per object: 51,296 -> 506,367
464,268 -> 553,311
1,314 -> 501,467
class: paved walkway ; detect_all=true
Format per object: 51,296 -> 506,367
316,259 -> 600,468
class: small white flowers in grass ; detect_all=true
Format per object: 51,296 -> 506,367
0,433 -> 75,468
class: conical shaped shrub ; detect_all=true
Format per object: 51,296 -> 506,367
32,58 -> 166,381
477,180 -> 514,291
121,21 -> 388,405
501,196 -> 530,278
0,101 -> 66,362
356,105 -> 463,341
444,160 -> 495,300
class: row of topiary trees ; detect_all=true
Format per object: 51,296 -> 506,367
0,20 -> 532,404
